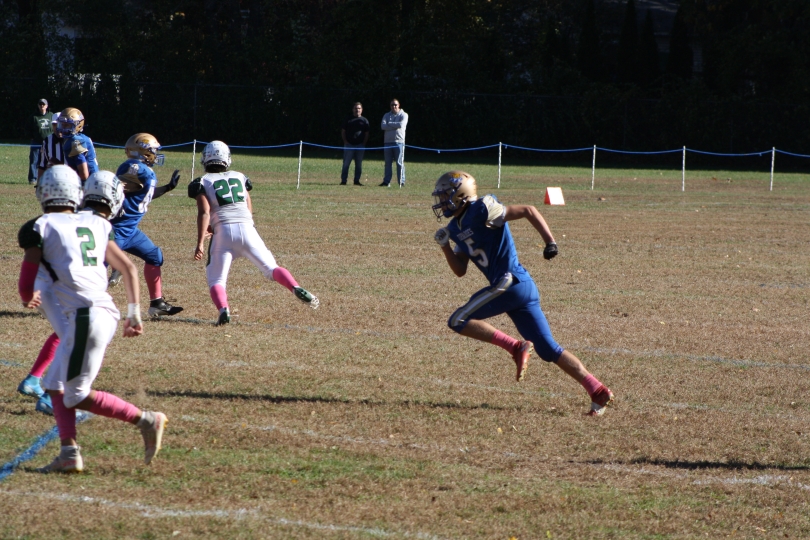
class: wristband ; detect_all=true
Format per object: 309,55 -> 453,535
127,303 -> 142,325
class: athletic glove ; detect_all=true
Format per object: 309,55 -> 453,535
434,227 -> 450,247
168,169 -> 181,191
245,177 -> 253,191
543,242 -> 558,260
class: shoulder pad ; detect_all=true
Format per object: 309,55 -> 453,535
68,138 -> 88,158
244,177 -> 253,192
18,217 -> 43,249
188,177 -> 205,198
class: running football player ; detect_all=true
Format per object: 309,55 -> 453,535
57,108 -> 98,182
109,133 -> 183,318
431,171 -> 614,416
189,140 -> 319,325
18,166 -> 167,473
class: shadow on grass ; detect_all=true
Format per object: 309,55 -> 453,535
147,389 -> 510,411
0,310 -> 42,319
588,457 -> 810,471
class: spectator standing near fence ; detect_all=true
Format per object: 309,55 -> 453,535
379,99 -> 408,187
28,99 -> 52,185
340,102 -> 369,186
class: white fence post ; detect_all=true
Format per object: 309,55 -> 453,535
770,147 -> 775,191
191,139 -> 197,181
297,141 -> 302,190
591,145 -> 596,190
497,142 -> 502,189
682,146 -> 686,192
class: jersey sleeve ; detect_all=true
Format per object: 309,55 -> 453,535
188,177 -> 205,198
481,195 -> 506,228
18,218 -> 43,249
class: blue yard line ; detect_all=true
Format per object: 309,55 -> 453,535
0,360 -> 25,368
0,413 -> 92,482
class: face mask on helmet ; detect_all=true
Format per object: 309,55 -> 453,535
56,108 -> 85,137
432,171 -> 478,220
36,165 -> 83,211
83,170 -> 125,219
201,141 -> 232,171
125,133 -> 165,166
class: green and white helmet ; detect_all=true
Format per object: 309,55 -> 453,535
84,170 -> 125,219
201,140 -> 232,170
36,165 -> 83,211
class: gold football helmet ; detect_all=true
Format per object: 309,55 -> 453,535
432,171 -> 478,220
56,108 -> 85,136
125,133 -> 164,166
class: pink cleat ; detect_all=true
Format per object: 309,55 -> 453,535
587,385 -> 614,416
512,341 -> 533,382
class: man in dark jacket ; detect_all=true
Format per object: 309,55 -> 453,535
29,99 -> 52,184
340,102 -> 370,186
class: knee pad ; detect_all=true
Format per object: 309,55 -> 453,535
447,309 -> 468,334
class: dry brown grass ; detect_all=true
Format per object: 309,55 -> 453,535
1,147 -> 810,538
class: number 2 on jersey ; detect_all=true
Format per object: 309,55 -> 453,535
463,238 -> 489,268
76,227 -> 97,266
213,178 -> 245,206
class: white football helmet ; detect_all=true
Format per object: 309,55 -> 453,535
36,165 -> 83,211
83,170 -> 125,219
201,140 -> 232,170
432,171 -> 478,220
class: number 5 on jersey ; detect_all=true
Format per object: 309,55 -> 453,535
213,178 -> 245,206
463,238 -> 489,268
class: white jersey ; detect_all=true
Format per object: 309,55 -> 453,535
23,210 -> 118,315
189,171 -> 253,232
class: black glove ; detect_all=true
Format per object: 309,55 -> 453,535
245,177 -> 253,192
543,242 -> 558,260
168,169 -> 181,191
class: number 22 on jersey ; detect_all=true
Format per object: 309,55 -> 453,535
213,178 -> 245,206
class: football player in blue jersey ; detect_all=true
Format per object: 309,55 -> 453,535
432,171 -> 614,416
57,108 -> 98,183
109,133 -> 183,317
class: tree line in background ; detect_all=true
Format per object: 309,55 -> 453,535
3,0 -> 809,158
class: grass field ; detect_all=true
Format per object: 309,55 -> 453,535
1,144 -> 810,539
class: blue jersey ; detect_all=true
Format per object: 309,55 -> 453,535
62,134 -> 98,176
111,159 -> 157,239
446,195 -> 532,286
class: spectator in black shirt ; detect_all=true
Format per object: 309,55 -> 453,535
28,99 -> 52,184
340,102 -> 370,186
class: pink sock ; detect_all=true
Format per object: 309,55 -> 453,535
144,264 -> 162,300
491,330 -> 520,354
30,332 -> 59,378
209,284 -> 228,311
87,391 -> 140,423
581,374 -> 603,396
52,393 -> 77,441
272,267 -> 299,292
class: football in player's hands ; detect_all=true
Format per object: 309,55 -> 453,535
543,242 -> 558,260
434,227 -> 450,247
168,169 -> 181,190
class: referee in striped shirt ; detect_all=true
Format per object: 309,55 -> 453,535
36,113 -> 65,186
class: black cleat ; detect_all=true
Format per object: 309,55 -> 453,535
148,297 -> 184,317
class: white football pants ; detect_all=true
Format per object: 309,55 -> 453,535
206,222 -> 279,287
42,306 -> 119,408
36,276 -> 69,339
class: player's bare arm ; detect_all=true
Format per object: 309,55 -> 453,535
20,247 -> 43,308
503,205 -> 555,244
105,241 -> 143,336
195,194 -> 211,260
76,161 -> 90,181
435,228 -> 470,277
